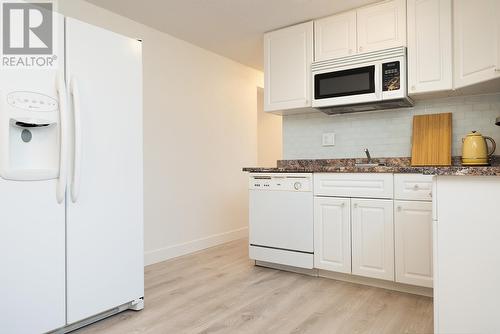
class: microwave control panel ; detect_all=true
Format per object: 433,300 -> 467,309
382,61 -> 400,92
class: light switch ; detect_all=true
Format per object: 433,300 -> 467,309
322,133 -> 335,146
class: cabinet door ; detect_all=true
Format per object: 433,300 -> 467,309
454,0 -> 500,88
395,201 -> 433,288
352,198 -> 394,281
357,0 -> 406,54
264,22 -> 313,112
407,0 -> 452,94
314,11 -> 357,61
314,197 -> 351,273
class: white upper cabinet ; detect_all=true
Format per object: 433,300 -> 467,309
351,198 -> 394,281
407,0 -> 452,95
314,11 -> 357,61
314,197 -> 352,274
314,0 -> 406,62
454,0 -> 500,89
264,21 -> 313,113
357,0 -> 407,54
395,201 -> 433,288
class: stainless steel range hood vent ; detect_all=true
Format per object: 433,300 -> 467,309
319,97 -> 414,115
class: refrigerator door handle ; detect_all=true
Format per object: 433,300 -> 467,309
69,76 -> 82,203
56,73 -> 68,204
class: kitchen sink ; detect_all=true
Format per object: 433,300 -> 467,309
355,163 -> 387,167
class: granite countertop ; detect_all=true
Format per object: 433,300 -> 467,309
243,157 -> 500,176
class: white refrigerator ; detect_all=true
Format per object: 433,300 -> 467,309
0,15 -> 144,334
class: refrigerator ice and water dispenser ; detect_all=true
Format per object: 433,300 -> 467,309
0,90 -> 60,180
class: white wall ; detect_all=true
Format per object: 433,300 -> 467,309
257,87 -> 282,166
283,93 -> 500,159
58,0 -> 263,265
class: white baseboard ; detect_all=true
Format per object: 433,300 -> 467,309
318,270 -> 433,297
144,227 -> 248,266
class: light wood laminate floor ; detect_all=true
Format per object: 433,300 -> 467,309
75,239 -> 433,334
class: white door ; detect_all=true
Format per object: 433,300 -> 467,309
0,179 -> 65,333
65,18 -> 144,324
407,0 -> 452,94
394,201 -> 433,288
264,21 -> 313,112
314,197 -> 351,273
351,198 -> 394,281
314,11 -> 357,61
357,0 -> 406,54
454,0 -> 500,88
0,12 -> 66,334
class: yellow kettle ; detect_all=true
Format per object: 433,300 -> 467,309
462,131 -> 496,165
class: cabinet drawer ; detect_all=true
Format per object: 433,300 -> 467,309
314,173 -> 394,199
394,174 -> 433,201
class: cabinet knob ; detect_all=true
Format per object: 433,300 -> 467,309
429,192 -> 433,198
397,206 -> 402,211
341,202 -> 345,207
353,203 -> 358,208
359,46 -> 363,52
413,184 -> 420,190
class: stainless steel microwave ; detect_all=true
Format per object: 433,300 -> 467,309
312,47 -> 413,114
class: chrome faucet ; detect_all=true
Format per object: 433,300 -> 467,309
364,148 -> 372,163
355,149 -> 385,167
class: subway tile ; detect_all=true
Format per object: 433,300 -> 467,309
283,93 -> 500,160
473,103 -> 490,111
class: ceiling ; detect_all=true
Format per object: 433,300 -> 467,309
85,0 -> 378,70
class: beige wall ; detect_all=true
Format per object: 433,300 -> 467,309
257,88 -> 282,166
58,0 -> 263,265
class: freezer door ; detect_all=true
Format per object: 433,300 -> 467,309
0,11 -> 66,334
65,18 -> 144,324
0,179 -> 66,333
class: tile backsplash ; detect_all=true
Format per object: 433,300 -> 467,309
283,93 -> 500,160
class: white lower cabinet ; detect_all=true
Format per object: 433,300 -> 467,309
351,198 -> 395,281
313,174 -> 433,288
314,197 -> 351,273
394,200 -> 433,288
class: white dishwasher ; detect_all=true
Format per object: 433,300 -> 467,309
249,173 -> 314,269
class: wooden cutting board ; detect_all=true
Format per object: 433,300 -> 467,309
411,113 -> 452,166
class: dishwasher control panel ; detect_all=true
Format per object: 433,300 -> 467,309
249,173 -> 312,192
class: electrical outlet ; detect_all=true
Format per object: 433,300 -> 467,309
322,133 -> 335,146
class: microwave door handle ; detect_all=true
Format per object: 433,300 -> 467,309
375,65 -> 383,100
